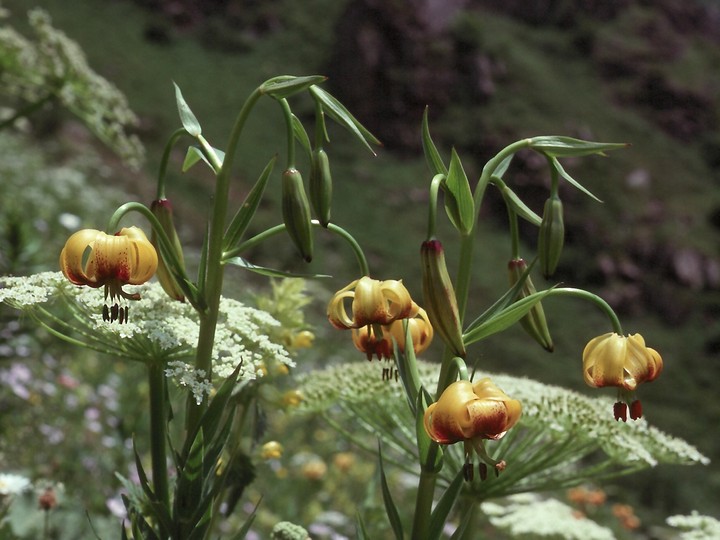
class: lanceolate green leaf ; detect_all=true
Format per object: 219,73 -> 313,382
378,441 -> 404,540
422,107 -> 448,175
464,259 -> 538,334
445,148 -> 475,235
223,256 -> 331,279
550,156 -> 602,202
530,136 -> 628,158
291,113 -> 312,160
309,85 -> 381,154
428,468 -> 465,540
463,289 -> 554,346
182,145 -> 225,173
494,177 -> 542,226
173,82 -> 201,137
224,156 -> 277,251
259,75 -> 327,99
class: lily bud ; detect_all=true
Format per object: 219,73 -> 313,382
508,258 -> 554,352
281,168 -> 314,262
309,148 -> 332,227
538,195 -> 564,278
150,198 -> 186,302
420,239 -> 466,357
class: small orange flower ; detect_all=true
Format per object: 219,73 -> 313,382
583,332 -> 663,421
384,305 -> 434,357
59,227 -> 158,322
424,379 -> 521,444
327,276 -> 413,329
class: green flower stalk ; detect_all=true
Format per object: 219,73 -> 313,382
309,147 -> 333,227
508,258 -> 554,352
420,238 -> 466,358
538,194 -> 565,278
281,167 -> 314,262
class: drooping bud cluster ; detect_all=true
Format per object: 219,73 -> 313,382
537,195 -> 565,279
281,168 -> 314,262
508,258 -> 553,352
420,239 -> 466,357
309,148 -> 332,228
150,198 -> 186,302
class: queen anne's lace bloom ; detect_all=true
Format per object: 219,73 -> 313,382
293,360 -> 708,478
0,272 -> 294,395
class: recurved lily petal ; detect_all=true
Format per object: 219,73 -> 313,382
582,332 -> 663,421
424,379 -> 521,444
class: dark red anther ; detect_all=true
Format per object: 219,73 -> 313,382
478,463 -> 488,481
463,462 -> 474,482
629,400 -> 642,420
613,402 -> 628,422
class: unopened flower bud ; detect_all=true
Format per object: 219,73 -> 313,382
508,258 -> 554,352
309,148 -> 332,227
151,198 -> 186,302
281,168 -> 314,262
538,195 -> 564,278
420,239 -> 466,357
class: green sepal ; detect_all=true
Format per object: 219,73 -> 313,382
416,387 -> 443,473
182,145 -> 225,173
378,441 -> 404,540
174,82 -> 201,136
427,467 -> 465,540
259,75 -> 327,99
463,288 -> 554,346
530,136 -> 628,158
224,155 -> 277,251
310,85 -> 381,154
422,107 -> 448,175
223,256 -> 331,279
444,149 -> 475,235
550,156 -> 602,202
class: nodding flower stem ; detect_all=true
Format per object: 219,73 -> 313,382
107,202 -> 201,310
156,128 -> 188,200
427,173 -> 444,240
224,221 -> 369,277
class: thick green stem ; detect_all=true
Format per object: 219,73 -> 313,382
411,470 -> 437,540
148,362 -> 170,526
185,87 -> 263,435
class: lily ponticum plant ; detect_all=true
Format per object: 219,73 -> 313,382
0,72 -> 681,540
